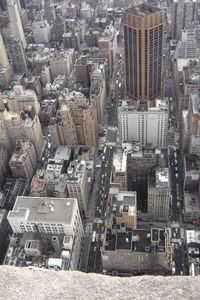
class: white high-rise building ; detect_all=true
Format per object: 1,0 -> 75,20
7,0 -> 26,48
118,99 -> 168,149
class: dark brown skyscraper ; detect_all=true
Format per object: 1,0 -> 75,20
123,4 -> 164,106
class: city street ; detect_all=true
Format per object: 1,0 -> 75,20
86,146 -> 113,273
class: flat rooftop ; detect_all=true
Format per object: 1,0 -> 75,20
126,4 -> 161,17
8,196 -> 77,224
105,228 -> 166,253
184,192 -> 200,213
54,146 -> 71,161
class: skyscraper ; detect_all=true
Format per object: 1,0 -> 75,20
7,0 -> 26,48
0,33 -> 9,68
123,4 -> 164,106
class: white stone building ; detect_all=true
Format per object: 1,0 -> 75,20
7,196 -> 84,269
118,99 -> 168,149
32,19 -> 50,44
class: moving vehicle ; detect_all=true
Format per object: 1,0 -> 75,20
92,231 -> 96,243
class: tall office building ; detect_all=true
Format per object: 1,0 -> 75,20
7,0 -> 26,48
123,4 -> 164,106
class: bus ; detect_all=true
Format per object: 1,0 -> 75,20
103,146 -> 107,155
92,231 -> 96,243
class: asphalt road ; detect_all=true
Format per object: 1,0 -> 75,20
86,146 -> 113,273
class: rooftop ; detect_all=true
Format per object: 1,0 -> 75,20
186,230 -> 200,244
110,190 -> 137,218
8,196 -> 77,224
9,141 -> 35,164
54,146 -> 71,161
113,149 -> 127,174
104,228 -> 166,253
119,99 -> 168,113
190,94 -> 200,115
156,168 -> 169,188
31,170 -> 46,191
184,192 -> 200,213
126,4 -> 162,17
67,160 -> 86,183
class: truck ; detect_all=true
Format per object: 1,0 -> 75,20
95,164 -> 101,168
92,231 -> 96,243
